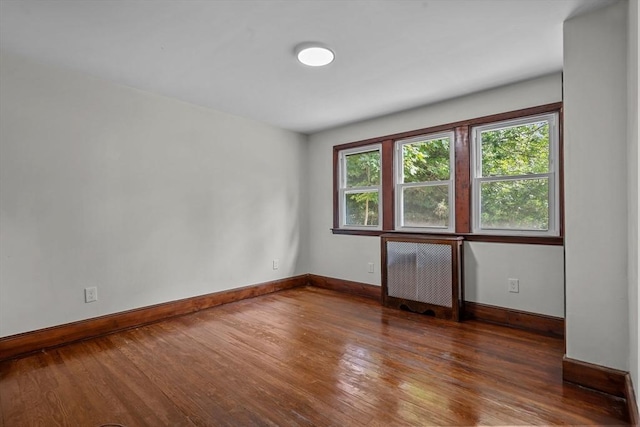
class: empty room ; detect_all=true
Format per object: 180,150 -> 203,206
0,0 -> 638,426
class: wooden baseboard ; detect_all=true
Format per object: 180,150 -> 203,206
0,274 -> 566,362
307,277 -> 564,337
307,274 -> 381,301
562,356 -> 627,398
627,374 -> 639,426
5,271 -> 636,422
563,356 -> 640,424
0,275 -> 308,362
464,301 -> 564,337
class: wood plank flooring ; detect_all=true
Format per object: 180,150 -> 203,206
0,286 -> 629,426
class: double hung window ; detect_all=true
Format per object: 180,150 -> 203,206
471,113 -> 559,236
333,103 -> 563,243
395,132 -> 455,231
338,145 -> 382,229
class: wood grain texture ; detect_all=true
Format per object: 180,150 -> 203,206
465,301 -> 564,337
563,356 -> 627,398
331,228 -> 564,245
381,139 -> 395,231
333,146 -> 340,229
308,274 -> 380,301
0,287 -> 628,426
381,234 -> 464,321
0,275 -> 308,362
331,103 -> 563,152
454,125 -> 471,233
332,102 -> 564,244
627,374 -> 639,426
461,233 -> 563,245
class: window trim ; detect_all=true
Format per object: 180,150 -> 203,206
394,131 -> 456,233
337,144 -> 383,230
471,113 -> 560,237
331,102 -> 564,245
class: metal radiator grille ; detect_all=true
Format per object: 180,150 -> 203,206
386,241 -> 452,307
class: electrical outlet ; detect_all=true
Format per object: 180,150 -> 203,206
367,262 -> 375,273
273,259 -> 279,270
508,278 -> 519,293
85,286 -> 98,303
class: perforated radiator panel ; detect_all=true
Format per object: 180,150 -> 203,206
386,241 -> 452,307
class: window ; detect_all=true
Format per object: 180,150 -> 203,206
338,145 -> 382,229
332,102 -> 563,244
471,113 -> 559,236
395,132 -> 455,231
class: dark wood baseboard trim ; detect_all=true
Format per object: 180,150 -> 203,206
564,356 -> 639,424
307,274 -> 381,301
626,374 -> 639,426
464,301 -> 564,337
307,277 -> 565,337
0,275 -> 308,362
5,271 -> 634,421
562,356 -> 627,398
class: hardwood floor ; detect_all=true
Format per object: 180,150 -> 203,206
0,286 -> 629,426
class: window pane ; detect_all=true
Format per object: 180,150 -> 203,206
345,151 -> 380,188
480,179 -> 549,230
403,137 -> 450,183
481,121 -> 549,177
345,191 -> 379,226
402,185 -> 449,228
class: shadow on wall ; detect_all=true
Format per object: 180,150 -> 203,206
463,244 -> 479,302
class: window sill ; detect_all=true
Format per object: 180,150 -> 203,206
331,228 -> 563,245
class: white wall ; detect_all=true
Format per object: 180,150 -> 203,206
627,0 -> 639,404
465,243 -> 564,317
564,1 -> 629,370
307,74 -> 565,317
0,52 -> 309,337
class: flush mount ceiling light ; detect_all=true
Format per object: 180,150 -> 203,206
295,42 -> 335,67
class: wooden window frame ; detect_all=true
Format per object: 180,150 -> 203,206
471,113 -> 560,237
337,144 -> 383,230
394,131 -> 456,232
332,102 -> 564,245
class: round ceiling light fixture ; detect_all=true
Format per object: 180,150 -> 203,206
295,42 -> 335,67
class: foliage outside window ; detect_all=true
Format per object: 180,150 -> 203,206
395,132 -> 455,231
472,113 -> 559,235
332,103 -> 563,243
339,145 -> 382,228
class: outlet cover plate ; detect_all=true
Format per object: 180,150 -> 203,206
85,287 -> 98,303
508,279 -> 519,293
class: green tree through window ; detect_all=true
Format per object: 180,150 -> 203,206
333,104 -> 561,238
343,149 -> 381,226
475,117 -> 556,233
397,134 -> 453,229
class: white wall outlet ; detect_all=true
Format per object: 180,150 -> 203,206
367,262 -> 375,273
508,278 -> 519,293
85,286 -> 98,303
273,259 -> 279,270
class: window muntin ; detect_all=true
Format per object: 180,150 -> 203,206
332,104 -> 563,243
395,132 -> 455,231
339,145 -> 382,228
472,113 -> 559,235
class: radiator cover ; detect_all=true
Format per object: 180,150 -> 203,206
381,234 -> 463,321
